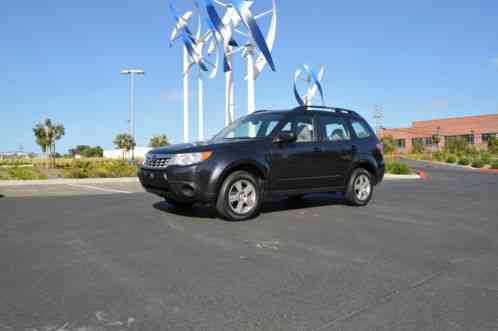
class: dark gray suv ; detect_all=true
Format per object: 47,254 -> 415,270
139,106 -> 385,221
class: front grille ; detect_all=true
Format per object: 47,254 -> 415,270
144,155 -> 171,168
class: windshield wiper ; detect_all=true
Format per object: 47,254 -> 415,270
223,137 -> 253,140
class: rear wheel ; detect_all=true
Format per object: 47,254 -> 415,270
345,168 -> 373,206
216,171 -> 262,221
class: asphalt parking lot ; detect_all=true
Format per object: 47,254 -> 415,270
1,161 -> 498,331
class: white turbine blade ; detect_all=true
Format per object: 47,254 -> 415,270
209,46 -> 219,79
195,13 -> 201,39
226,46 -> 245,56
200,30 -> 213,44
214,0 -> 230,7
171,11 -> 193,42
234,28 -> 249,38
208,40 -> 217,54
254,9 -> 272,20
182,11 -> 193,22
184,61 -> 195,76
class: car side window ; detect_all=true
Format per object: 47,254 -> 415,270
320,116 -> 351,142
351,120 -> 371,139
279,115 -> 315,143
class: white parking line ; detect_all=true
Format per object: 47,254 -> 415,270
66,183 -> 132,194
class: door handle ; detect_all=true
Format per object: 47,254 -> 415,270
313,146 -> 322,153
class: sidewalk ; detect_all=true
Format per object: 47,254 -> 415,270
0,177 -> 139,187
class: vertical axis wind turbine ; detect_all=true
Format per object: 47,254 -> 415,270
205,0 -> 277,116
293,64 -> 325,107
204,0 -> 240,126
170,8 -> 195,143
170,4 -> 218,142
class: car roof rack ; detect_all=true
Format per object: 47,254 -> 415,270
292,105 -> 360,117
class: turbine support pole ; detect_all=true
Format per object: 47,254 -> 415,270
198,68 -> 204,141
225,69 -> 232,126
183,46 -> 190,143
246,44 -> 256,114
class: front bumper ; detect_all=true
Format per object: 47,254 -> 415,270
138,165 -> 216,203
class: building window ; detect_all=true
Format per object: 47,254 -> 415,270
482,133 -> 498,143
445,135 -> 474,145
395,139 -> 406,148
412,137 -> 423,145
424,137 -> 433,145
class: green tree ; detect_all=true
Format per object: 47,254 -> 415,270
113,133 -> 136,159
149,134 -> 170,148
381,135 -> 396,155
69,145 -> 104,158
33,119 -> 65,168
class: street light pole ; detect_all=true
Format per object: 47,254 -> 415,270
120,69 -> 144,159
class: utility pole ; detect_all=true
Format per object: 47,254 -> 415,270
120,69 -> 145,159
374,105 -> 384,136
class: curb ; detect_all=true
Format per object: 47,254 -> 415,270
384,174 -> 421,180
400,157 -> 498,174
0,177 -> 139,187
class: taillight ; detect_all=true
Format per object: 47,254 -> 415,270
376,143 -> 384,155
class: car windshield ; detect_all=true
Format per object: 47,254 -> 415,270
211,113 -> 284,142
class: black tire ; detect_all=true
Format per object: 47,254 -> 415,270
216,171 -> 262,221
345,168 -> 374,206
165,198 -> 193,209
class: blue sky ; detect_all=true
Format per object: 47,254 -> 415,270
1,0 -> 497,153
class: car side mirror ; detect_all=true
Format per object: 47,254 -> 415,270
274,131 -> 297,143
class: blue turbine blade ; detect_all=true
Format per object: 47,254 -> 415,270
293,71 -> 305,106
231,0 -> 276,72
307,66 -> 325,105
204,0 -> 226,36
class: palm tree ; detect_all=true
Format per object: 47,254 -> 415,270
113,133 -> 136,159
33,119 -> 65,168
149,134 -> 170,148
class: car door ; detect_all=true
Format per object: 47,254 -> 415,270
270,113 -> 324,191
315,114 -> 355,187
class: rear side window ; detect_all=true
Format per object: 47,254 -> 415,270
279,115 -> 315,143
319,116 -> 351,142
351,120 -> 372,139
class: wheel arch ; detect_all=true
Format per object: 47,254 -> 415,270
349,157 -> 379,184
215,160 -> 269,196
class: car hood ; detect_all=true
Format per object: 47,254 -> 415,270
149,139 -> 265,155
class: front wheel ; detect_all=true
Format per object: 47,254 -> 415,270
345,168 -> 374,206
216,171 -> 262,221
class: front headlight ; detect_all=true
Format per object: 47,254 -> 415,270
169,151 -> 213,166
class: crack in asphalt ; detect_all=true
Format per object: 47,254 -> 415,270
309,247 -> 495,331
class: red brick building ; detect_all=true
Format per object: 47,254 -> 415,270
379,114 -> 498,153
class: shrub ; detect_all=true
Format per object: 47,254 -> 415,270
488,137 -> 498,154
458,157 -> 470,166
386,162 -> 412,175
7,167 -> 47,180
491,160 -> 498,169
471,159 -> 485,168
445,155 -> 457,164
480,152 -> 492,165
433,151 -> 444,161
62,160 -> 137,178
